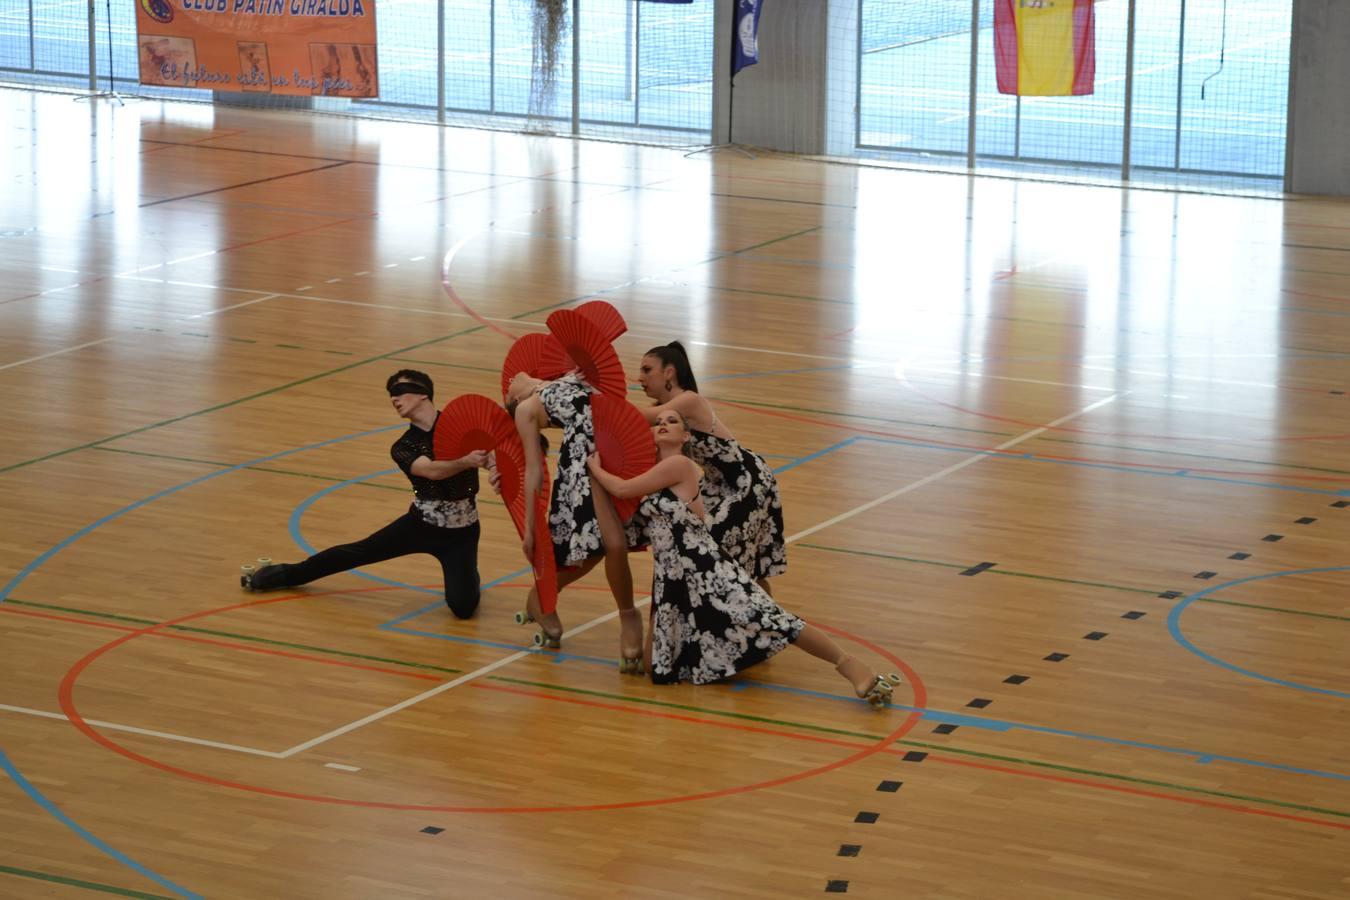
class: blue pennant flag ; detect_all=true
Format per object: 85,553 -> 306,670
732,0 -> 763,76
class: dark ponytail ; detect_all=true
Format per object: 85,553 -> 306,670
644,340 -> 699,393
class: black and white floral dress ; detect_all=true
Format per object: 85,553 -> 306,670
690,430 -> 788,581
640,487 -> 804,685
537,374 -> 603,570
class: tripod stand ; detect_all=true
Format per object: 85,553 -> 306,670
76,0 -> 135,105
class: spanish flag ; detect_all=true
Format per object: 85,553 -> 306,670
994,0 -> 1096,97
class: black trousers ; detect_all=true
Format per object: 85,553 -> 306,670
282,509 -> 481,618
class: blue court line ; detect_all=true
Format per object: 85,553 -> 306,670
701,364 -> 869,382
771,437 -> 860,475
1168,566 -> 1350,700
282,453 -> 1350,786
0,751 -> 203,900
0,424 -> 401,900
853,435 -> 1350,497
287,468 -> 443,596
738,683 -> 1350,782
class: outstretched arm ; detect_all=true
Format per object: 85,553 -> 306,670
410,450 -> 488,480
587,454 -> 697,500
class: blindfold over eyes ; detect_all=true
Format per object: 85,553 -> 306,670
388,382 -> 431,397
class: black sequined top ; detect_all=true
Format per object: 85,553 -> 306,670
390,415 -> 479,527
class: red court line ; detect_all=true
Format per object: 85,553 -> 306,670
926,756 -> 1350,832
710,397 -> 1350,484
56,587 -> 926,814
482,681 -> 1350,833
0,606 -> 441,682
26,595 -> 1346,830
898,374 -> 1350,444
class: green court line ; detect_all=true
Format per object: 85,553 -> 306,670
13,599 -> 1346,823
507,226 -> 828,321
799,543 -> 1350,620
275,343 -> 304,349
488,676 -> 1350,821
386,357 -> 500,375
91,447 -> 408,492
0,324 -> 487,476
0,864 -> 174,899
701,395 -> 1015,437
1041,435 -> 1350,478
798,542 -> 1158,595
1199,597 -> 1350,624
90,445 -> 506,507
6,599 -> 462,675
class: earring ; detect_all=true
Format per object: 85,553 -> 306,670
664,380 -> 672,392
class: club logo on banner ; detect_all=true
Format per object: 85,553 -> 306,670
135,0 -> 379,97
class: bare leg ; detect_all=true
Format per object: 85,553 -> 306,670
793,624 -> 900,708
590,473 -> 642,670
756,577 -> 773,596
522,557 -> 599,646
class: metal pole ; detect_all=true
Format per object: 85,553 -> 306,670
967,0 -> 979,169
489,0 -> 496,114
854,0 -> 863,151
1014,95 -> 1021,158
632,0 -> 640,125
1173,0 -> 1187,170
571,0 -> 580,135
436,0 -> 445,123
28,0 -> 35,72
86,0 -> 96,91
624,0 -> 634,102
1122,0 -> 1137,180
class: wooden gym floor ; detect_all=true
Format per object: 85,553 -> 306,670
1,88 -> 1348,899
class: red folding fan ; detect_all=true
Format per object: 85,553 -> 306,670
434,393 -> 526,521
575,299 -> 627,343
546,308 -> 629,398
499,332 -> 574,401
589,393 -> 658,523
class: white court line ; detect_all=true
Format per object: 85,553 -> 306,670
0,703 -> 284,758
789,391 -> 1124,544
903,366 -> 1118,393
178,293 -> 280,320
325,762 -> 361,772
283,392 -> 1120,756
0,337 -> 115,372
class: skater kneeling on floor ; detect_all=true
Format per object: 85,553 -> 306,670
239,369 -> 490,618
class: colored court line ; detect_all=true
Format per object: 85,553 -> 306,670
0,324 -> 486,476
899,368 -> 1350,443
0,751 -> 201,899
6,598 -> 467,672
800,543 -> 1350,622
800,542 -> 1157,595
709,398 -> 1350,489
0,606 -> 444,682
0,863 -> 176,899
55,590 -> 929,814
1168,566 -> 1350,699
15,593 -> 1349,824
1042,435 -> 1350,479
477,679 -> 1350,829
0,425 -> 445,894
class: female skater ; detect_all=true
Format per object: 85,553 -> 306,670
506,371 -> 643,671
587,410 -> 897,705
635,341 -> 786,593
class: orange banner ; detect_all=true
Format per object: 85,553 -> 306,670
134,0 -> 379,98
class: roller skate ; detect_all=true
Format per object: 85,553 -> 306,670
518,588 -> 562,649
240,558 -> 288,592
837,656 -> 902,710
617,607 -> 644,675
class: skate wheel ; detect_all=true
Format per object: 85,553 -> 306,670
532,631 -> 546,648
257,557 -> 272,567
886,673 -> 903,685
514,610 -> 533,626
